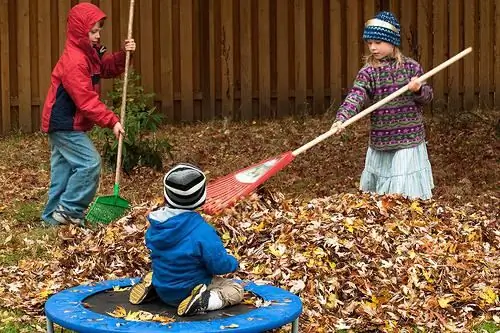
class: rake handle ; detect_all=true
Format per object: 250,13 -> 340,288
292,47 -> 473,157
115,0 -> 135,188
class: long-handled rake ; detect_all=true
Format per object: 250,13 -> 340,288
202,47 -> 473,215
86,0 -> 135,224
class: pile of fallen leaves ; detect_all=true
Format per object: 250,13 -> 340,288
0,192 -> 498,332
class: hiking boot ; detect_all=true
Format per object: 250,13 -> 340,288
52,205 -> 85,226
129,272 -> 157,305
177,284 -> 210,316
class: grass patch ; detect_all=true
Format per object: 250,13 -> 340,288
12,202 -> 43,224
474,321 -> 500,333
0,226 -> 59,265
0,308 -> 77,332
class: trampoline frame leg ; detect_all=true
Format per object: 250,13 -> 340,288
291,318 -> 299,333
46,318 -> 54,333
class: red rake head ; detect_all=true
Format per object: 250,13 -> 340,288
202,152 -> 295,215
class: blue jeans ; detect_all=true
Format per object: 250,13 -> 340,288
41,132 -> 101,225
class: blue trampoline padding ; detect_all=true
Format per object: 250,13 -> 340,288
45,278 -> 302,333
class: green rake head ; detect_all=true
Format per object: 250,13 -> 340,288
86,185 -> 130,224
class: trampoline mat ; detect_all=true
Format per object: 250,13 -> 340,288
83,289 -> 256,322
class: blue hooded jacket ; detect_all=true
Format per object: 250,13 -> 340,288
145,207 -> 239,305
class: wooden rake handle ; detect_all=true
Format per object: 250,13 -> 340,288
115,0 -> 135,186
292,47 -> 473,157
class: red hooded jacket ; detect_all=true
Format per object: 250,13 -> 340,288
41,3 -> 125,133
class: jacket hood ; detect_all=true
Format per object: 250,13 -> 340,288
66,3 -> 106,59
147,208 -> 203,250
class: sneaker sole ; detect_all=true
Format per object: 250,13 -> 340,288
52,210 -> 85,226
129,272 -> 153,305
177,284 -> 207,316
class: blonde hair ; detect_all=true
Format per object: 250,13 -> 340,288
364,47 -> 403,68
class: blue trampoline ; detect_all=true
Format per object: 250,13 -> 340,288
45,278 -> 302,332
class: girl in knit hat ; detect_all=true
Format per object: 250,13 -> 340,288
330,11 -> 434,200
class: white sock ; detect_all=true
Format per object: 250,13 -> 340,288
206,290 -> 224,310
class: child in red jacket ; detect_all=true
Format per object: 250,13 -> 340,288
41,3 -> 136,226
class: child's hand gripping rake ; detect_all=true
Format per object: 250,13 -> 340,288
86,0 -> 135,224
202,47 -> 472,215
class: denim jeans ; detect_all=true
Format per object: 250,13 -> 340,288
41,131 -> 101,225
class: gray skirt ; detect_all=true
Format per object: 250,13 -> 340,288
360,142 -> 434,200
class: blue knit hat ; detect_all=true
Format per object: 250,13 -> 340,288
363,11 -> 400,46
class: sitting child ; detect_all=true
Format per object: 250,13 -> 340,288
129,163 -> 244,316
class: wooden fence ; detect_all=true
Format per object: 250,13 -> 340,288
0,0 -> 499,135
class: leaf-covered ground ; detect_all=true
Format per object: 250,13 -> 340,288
0,111 -> 498,332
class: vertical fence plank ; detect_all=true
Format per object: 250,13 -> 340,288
346,1 -> 361,87
417,0 -> 431,69
172,0 -> 181,121
220,0 -> 234,119
59,0 -> 71,56
312,0 -> 324,114
448,0 -> 462,111
140,0 -> 154,94
0,0 -> 10,134
479,0 -> 493,108
212,0 -> 222,118
400,0 -> 417,58
160,0 -> 174,121
120,0 -> 128,44
153,0 -> 161,112
276,0 -> 289,117
179,0 -> 193,121
18,0 -> 32,131
132,1 -> 141,70
463,0 -> 476,109
50,0 -> 58,66
258,0 -> 271,118
363,0 -> 376,22
389,0 -> 400,21
8,0 -> 18,129
207,0 -> 215,120
294,0 -> 307,113
239,0 -> 252,120
30,1 -> 40,131
192,0 -> 201,120
432,0 -> 447,110
329,0 -> 342,108
100,0 -> 113,100
199,0 -> 210,120
496,0 -> 500,109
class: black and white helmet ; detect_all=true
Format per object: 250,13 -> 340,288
163,163 -> 207,210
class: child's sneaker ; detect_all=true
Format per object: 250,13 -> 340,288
52,205 -> 85,226
129,272 -> 157,305
177,284 -> 210,316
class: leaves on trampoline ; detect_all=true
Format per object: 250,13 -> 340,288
112,285 -> 131,292
254,298 -> 272,308
82,302 -> 92,309
106,305 -> 127,318
106,306 -> 174,323
220,323 -> 239,329
152,314 -> 175,324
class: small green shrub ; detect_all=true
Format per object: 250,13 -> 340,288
93,70 -> 172,173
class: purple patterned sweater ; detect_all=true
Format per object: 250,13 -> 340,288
336,56 -> 433,151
